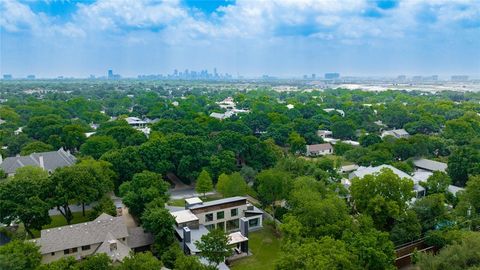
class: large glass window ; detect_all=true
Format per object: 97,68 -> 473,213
231,208 -> 238,217
205,224 -> 215,231
217,222 -> 225,231
205,213 -> 213,222
217,211 -> 225,219
227,219 -> 239,231
249,218 -> 259,227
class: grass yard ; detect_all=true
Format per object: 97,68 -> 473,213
230,226 -> 282,270
168,193 -> 224,207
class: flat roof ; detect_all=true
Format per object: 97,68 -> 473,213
228,232 -> 248,245
188,196 -> 247,210
185,197 -> 203,205
171,210 -> 199,224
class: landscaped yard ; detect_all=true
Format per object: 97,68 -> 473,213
230,226 -> 282,270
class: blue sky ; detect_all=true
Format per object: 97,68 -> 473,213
1,0 -> 479,78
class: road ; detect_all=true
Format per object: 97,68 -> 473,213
169,187 -> 216,200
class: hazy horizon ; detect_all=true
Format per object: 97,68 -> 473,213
1,0 -> 480,78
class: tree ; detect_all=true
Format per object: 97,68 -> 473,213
447,147 -> 480,187
390,210 -> 422,245
174,254 -> 209,270
256,169 -> 292,228
141,203 -> 176,255
412,194 -> 448,232
195,229 -> 232,268
331,120 -> 356,140
421,171 -> 451,195
80,135 -> 118,159
76,253 -> 112,270
216,172 -> 247,198
287,131 -> 306,154
350,168 -> 414,230
240,166 -> 257,184
0,240 -> 42,270
88,195 -> 117,220
61,124 -> 87,151
276,237 -> 360,270
119,171 -> 169,218
455,175 -> 480,224
196,170 -> 213,199
416,232 -> 480,270
20,141 -> 54,155
0,166 -> 51,237
117,252 -> 163,270
359,134 -> 382,147
101,146 -> 146,191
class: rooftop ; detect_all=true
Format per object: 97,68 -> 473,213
0,148 -> 76,174
187,196 -> 247,210
171,209 -> 199,224
413,159 -> 447,172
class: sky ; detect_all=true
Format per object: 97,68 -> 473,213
1,0 -> 480,78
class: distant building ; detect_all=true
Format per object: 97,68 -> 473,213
451,75 -> 469,82
324,73 -> 340,80
31,213 -> 153,264
397,75 -> 406,81
323,108 -> 345,117
381,129 -> 410,139
3,74 -> 12,80
0,148 -> 76,176
27,75 -> 36,80
305,143 -> 334,156
108,69 -> 113,79
317,130 -> 333,139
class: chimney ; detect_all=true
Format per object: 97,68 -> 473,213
183,227 -> 191,254
39,156 -> 45,169
240,217 -> 249,253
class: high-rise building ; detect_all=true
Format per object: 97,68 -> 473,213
108,69 -> 113,79
2,74 -> 12,80
312,74 -> 316,79
324,73 -> 340,80
27,75 -> 35,80
397,75 -> 406,81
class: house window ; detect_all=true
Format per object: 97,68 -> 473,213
217,222 -> 225,231
205,213 -> 214,222
249,218 -> 259,227
205,224 -> 215,231
72,248 -> 78,253
226,219 -> 239,231
82,245 -> 91,251
51,252 -> 55,256
217,211 -> 224,220
64,249 -> 70,255
231,208 -> 238,217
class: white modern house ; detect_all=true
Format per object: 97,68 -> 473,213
305,143 -> 334,156
168,196 -> 263,257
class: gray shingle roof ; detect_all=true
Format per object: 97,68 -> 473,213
0,148 -> 76,174
413,159 -> 447,172
36,214 -> 128,254
126,227 -> 154,248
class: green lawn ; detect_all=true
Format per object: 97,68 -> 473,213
167,194 -> 224,207
230,226 -> 282,270
30,210 -> 94,238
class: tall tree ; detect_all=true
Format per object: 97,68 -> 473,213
119,171 -> 169,218
196,170 -> 213,199
0,166 -> 51,237
350,168 -> 414,230
195,229 -> 232,268
256,169 -> 292,228
141,201 -> 176,255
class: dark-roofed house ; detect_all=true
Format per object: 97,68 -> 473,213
0,148 -> 76,176
305,143 -> 334,156
31,213 -> 153,264
381,129 -> 410,139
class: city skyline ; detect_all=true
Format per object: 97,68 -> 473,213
1,0 -> 480,77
